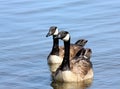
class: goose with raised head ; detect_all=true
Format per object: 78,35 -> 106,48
46,26 -> 63,64
53,31 -> 93,82
46,26 -> 88,64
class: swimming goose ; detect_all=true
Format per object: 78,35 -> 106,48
46,26 -> 88,64
46,26 -> 63,64
53,31 -> 93,82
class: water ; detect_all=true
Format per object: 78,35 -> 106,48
0,0 -> 120,89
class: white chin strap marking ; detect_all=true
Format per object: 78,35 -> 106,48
84,50 -> 88,59
54,28 -> 59,35
83,55 -> 88,59
63,34 -> 70,41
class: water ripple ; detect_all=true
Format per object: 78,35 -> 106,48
0,0 -> 120,89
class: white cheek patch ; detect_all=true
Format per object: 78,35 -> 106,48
83,50 -> 88,59
54,28 -> 59,35
83,55 -> 88,59
63,34 -> 70,41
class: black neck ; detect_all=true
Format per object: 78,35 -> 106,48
50,35 -> 59,55
60,38 -> 70,71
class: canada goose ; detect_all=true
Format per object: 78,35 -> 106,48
46,26 -> 88,64
46,26 -> 63,64
53,31 -> 93,82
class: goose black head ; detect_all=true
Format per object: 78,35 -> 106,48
83,48 -> 92,60
46,26 -> 58,37
55,31 -> 70,41
75,39 -> 88,47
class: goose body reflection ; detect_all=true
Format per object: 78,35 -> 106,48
51,79 -> 93,89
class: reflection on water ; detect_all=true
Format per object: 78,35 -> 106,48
51,79 -> 93,89
0,0 -> 120,89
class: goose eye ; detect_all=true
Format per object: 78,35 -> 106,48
88,49 -> 92,52
61,32 -> 66,37
52,29 -> 55,34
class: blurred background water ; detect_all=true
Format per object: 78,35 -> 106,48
0,0 -> 120,89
